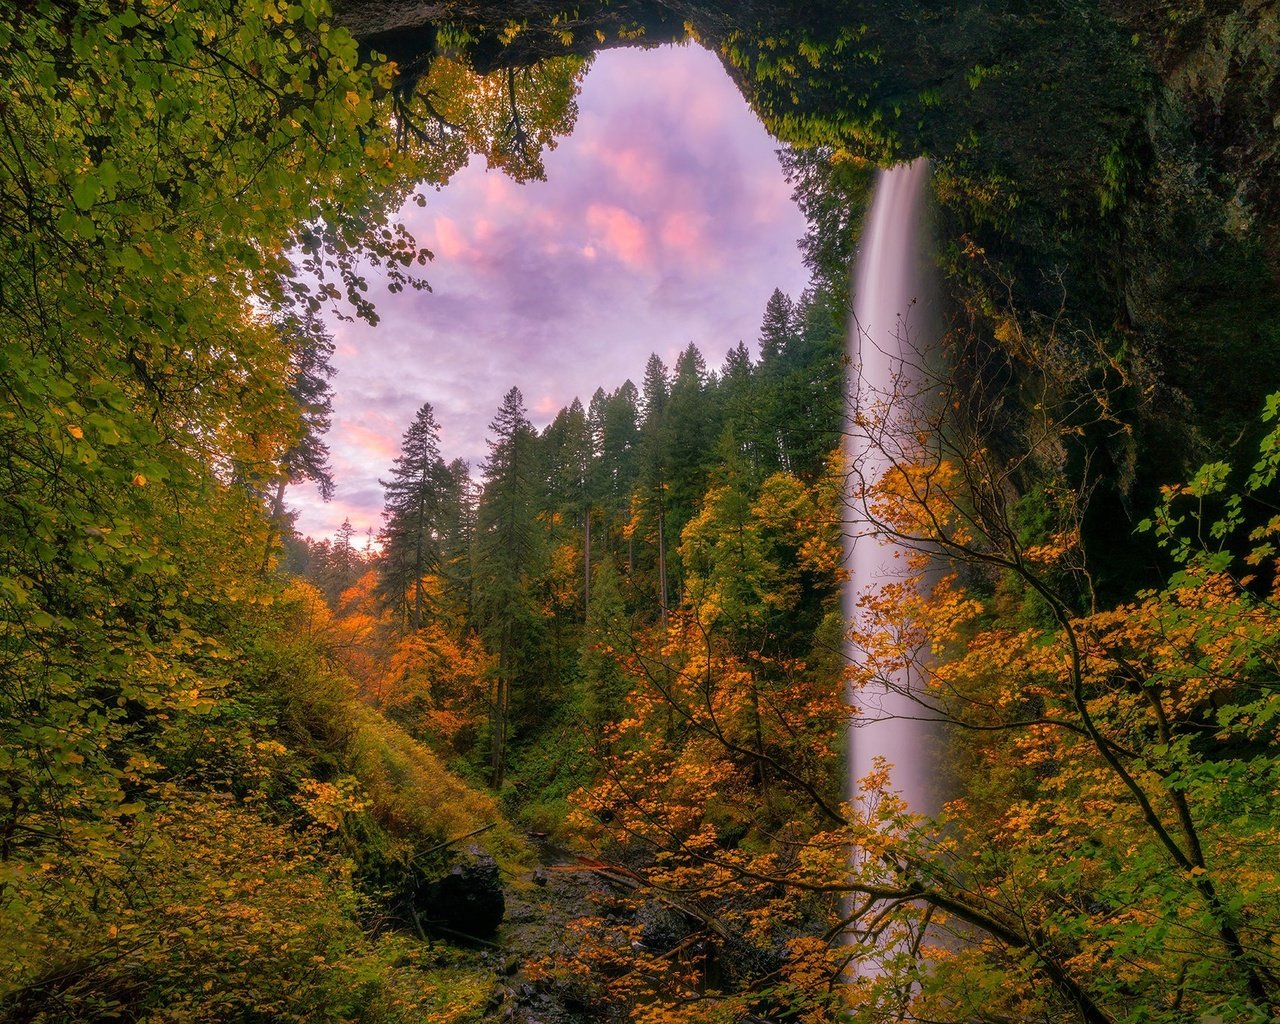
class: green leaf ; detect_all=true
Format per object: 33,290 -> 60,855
72,176 -> 100,211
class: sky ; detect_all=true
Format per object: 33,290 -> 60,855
290,43 -> 811,543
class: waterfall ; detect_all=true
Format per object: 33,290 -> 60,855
845,159 -> 942,824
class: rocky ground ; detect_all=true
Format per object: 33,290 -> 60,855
473,839 -> 618,1024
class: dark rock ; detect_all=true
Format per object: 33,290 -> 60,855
635,901 -> 693,953
418,846 -> 506,937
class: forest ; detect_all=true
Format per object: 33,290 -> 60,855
1,1 -> 1278,1022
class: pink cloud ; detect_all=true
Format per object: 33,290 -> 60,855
588,143 -> 663,195
432,216 -> 473,261
484,172 -> 523,210
534,206 -> 562,227
659,210 -> 717,268
298,496 -> 381,545
345,423 -> 400,462
586,203 -> 651,270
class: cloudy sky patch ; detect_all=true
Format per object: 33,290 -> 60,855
291,44 -> 810,541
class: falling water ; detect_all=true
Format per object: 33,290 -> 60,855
845,159 -> 942,825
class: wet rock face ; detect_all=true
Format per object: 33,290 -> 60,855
419,847 -> 506,937
635,902 -> 693,953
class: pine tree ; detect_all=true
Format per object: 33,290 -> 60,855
640,353 -> 670,425
666,342 -> 715,538
379,403 -> 445,629
758,288 -> 798,367
580,557 -> 629,735
756,288 -> 800,474
436,457 -> 477,618
475,387 -> 541,788
781,287 -> 846,479
263,306 -> 337,570
596,381 -> 641,546
328,517 -> 359,605
638,355 -> 673,627
717,341 -> 761,479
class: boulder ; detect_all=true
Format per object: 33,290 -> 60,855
418,846 -> 506,937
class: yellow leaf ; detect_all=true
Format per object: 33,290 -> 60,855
132,473 -> 147,486
67,424 -> 84,439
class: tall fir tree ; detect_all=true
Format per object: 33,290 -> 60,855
596,381 -> 641,556
756,288 -> 800,474
638,355 -> 673,627
666,342 -> 715,540
475,387 -> 541,788
437,457 -> 477,616
379,403 -> 446,629
262,306 -> 337,570
717,341 -> 762,479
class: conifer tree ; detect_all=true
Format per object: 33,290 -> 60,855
781,287 -> 846,479
436,457 -> 477,617
717,341 -> 761,479
261,307 -> 338,570
324,517 -> 360,605
475,387 -> 541,788
379,403 -> 445,629
596,381 -> 641,556
640,353 -> 670,425
758,288 -> 798,367
638,355 -> 673,627
541,398 -> 595,612
756,288 -> 800,473
276,306 -> 338,502
580,557 -> 629,735
666,342 -> 715,537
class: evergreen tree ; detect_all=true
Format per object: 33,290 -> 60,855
780,287 -> 846,479
778,145 -> 875,300
541,397 -> 592,519
262,306 -> 337,570
717,341 -> 762,479
666,342 -> 715,536
587,387 -> 609,462
580,557 -> 629,735
756,288 -> 800,474
475,387 -> 541,788
541,398 -> 596,613
325,517 -> 360,605
640,353 -> 670,426
277,306 -> 338,502
637,355 -> 673,627
379,403 -> 445,629
436,457 -> 477,620
597,381 -> 641,533
758,288 -> 798,368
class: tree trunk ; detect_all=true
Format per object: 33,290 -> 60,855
656,488 -> 668,630
260,476 -> 289,575
491,622 -> 511,790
